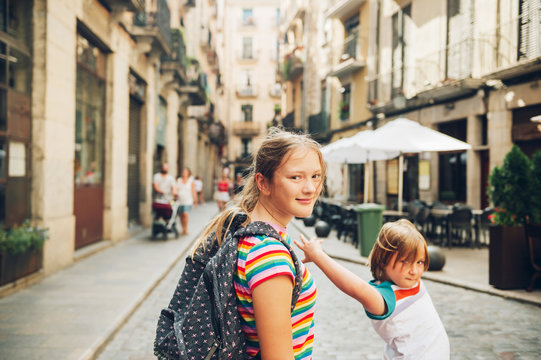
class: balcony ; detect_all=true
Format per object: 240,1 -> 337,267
232,121 -> 261,137
100,0 -> 145,12
283,0 -> 307,29
132,0 -> 171,54
282,111 -> 295,130
308,111 -> 330,139
160,29 -> 188,84
180,68 -> 207,105
238,49 -> 258,62
236,84 -> 258,98
326,0 -> 366,21
328,31 -> 365,78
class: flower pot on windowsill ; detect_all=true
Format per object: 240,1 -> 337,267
488,225 -> 532,290
0,248 -> 43,286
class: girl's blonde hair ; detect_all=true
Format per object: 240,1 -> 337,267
368,219 -> 429,281
191,127 -> 326,256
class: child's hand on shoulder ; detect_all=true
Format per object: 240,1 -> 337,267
294,234 -> 324,264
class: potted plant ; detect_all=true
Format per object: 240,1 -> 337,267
487,145 -> 538,289
0,221 -> 48,286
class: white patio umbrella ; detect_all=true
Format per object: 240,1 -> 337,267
360,118 -> 472,211
321,130 -> 398,202
322,130 -> 398,164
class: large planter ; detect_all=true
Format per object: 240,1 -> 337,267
0,248 -> 43,286
489,225 -> 532,290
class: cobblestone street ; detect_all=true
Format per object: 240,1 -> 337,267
98,224 -> 541,360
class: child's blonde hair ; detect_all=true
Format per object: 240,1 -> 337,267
368,219 -> 429,281
191,127 -> 326,256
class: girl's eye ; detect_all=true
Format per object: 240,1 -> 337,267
312,174 -> 321,179
291,176 -> 301,180
417,260 -> 425,265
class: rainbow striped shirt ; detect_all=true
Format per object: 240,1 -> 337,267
234,224 -> 316,359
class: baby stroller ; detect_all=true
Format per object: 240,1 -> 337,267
151,199 -> 180,239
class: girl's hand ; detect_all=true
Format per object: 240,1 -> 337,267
293,234 -> 324,264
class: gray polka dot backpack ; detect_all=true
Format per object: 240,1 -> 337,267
154,213 -> 303,360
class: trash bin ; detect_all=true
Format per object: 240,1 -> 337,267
354,203 -> 385,257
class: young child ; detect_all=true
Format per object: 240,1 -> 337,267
295,219 -> 450,359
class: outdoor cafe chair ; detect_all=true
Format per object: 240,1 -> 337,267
428,201 -> 449,245
415,205 -> 431,237
447,204 -> 474,247
525,223 -> 541,292
337,207 -> 358,248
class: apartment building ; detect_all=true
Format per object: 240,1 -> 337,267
281,0 -> 541,209
221,0 -> 282,177
367,0 -> 541,209
0,0 -> 221,287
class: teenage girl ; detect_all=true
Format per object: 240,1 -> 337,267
192,128 -> 325,360
295,219 -> 450,359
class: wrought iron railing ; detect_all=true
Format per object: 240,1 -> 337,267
308,111 -> 329,136
133,0 -> 171,50
162,28 -> 187,66
343,29 -> 361,60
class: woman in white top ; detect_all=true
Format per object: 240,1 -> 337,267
176,167 -> 198,235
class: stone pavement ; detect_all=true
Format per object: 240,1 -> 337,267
1,202 -> 540,360
0,202 -> 218,360
97,216 -> 541,360
293,218 -> 541,307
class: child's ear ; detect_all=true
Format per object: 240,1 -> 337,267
255,173 -> 271,196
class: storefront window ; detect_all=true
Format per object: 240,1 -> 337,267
75,34 -> 106,186
0,42 -> 6,86
0,0 -> 33,47
8,47 -> 31,94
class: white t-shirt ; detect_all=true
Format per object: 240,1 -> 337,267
153,173 -> 176,201
367,280 -> 450,360
194,179 -> 203,192
176,177 -> 194,206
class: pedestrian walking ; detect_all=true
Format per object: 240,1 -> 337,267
153,163 -> 176,202
191,128 -> 325,359
175,167 -> 197,235
295,219 -> 450,359
215,168 -> 232,211
194,175 -> 204,205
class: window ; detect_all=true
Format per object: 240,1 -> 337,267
518,0 -> 541,60
242,8 -> 253,25
391,5 -> 410,98
438,120 -> 467,202
241,104 -> 253,122
275,8 -> 281,27
446,0 -> 474,79
75,34 -> 106,186
0,0 -> 32,226
0,0 -> 32,47
242,70 -> 253,87
241,138 -> 252,158
242,37 -> 253,59
340,84 -> 351,121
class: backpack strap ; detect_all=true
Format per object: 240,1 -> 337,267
232,221 -> 304,311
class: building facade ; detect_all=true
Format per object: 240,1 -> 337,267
280,0 -> 541,210
367,0 -> 541,209
1,0 -> 223,288
221,0 -> 282,178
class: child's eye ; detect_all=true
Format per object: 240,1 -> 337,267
291,175 -> 301,180
312,174 -> 321,179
